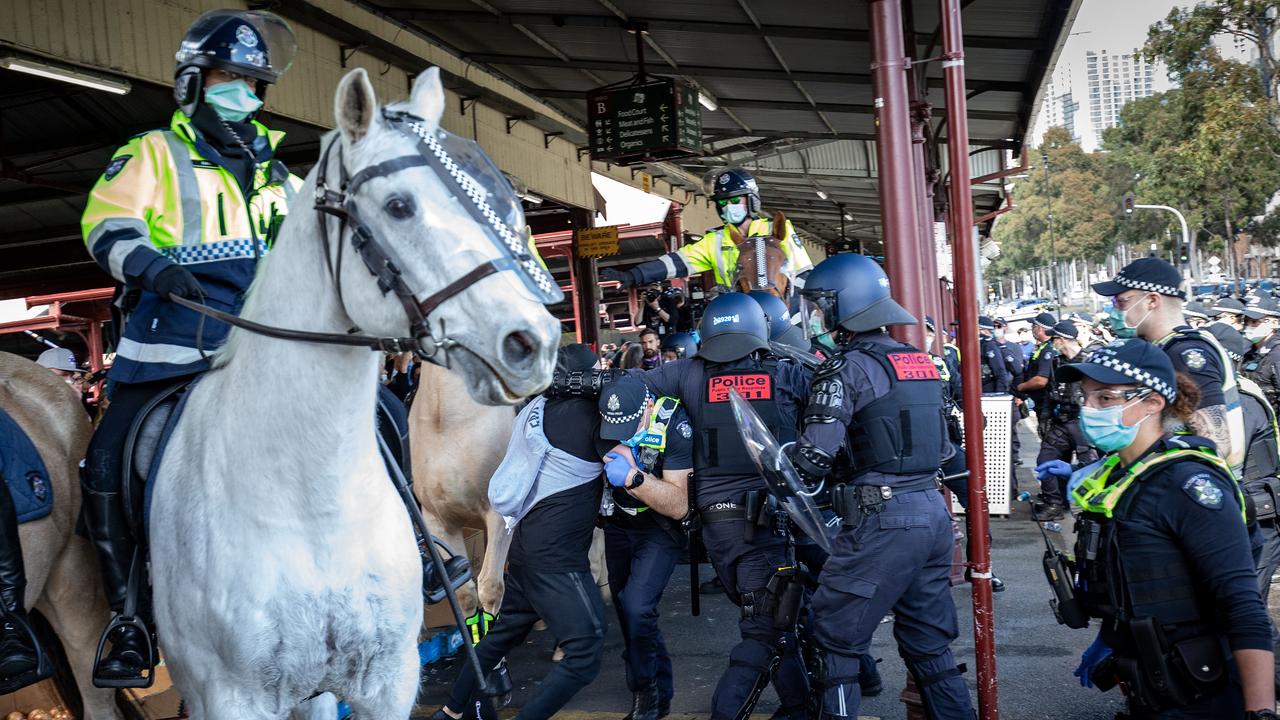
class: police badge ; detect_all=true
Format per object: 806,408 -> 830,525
1181,348 -> 1207,370
1182,473 -> 1224,509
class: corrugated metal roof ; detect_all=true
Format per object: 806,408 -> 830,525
359,0 -> 1079,245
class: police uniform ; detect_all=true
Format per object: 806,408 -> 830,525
1093,258 -> 1246,471
1241,296 -> 1280,409
637,293 -> 811,720
1021,314 -> 1059,436
790,254 -> 972,719
78,9 -> 301,685
979,322 -> 1012,393
1058,341 -> 1272,718
1034,322 -> 1099,512
601,396 -> 694,717
603,169 -> 814,290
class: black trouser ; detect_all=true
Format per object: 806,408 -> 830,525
1034,419 -> 1098,507
447,564 -> 606,720
0,475 -> 25,611
83,377 -> 192,611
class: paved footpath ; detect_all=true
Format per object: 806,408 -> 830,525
417,420 -> 1274,718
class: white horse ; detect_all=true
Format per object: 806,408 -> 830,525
0,352 -> 120,719
146,67 -> 560,719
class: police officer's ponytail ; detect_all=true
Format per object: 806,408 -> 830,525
1163,373 -> 1201,425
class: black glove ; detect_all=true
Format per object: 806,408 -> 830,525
151,264 -> 204,301
599,267 -> 636,288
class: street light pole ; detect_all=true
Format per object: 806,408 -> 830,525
1042,150 -> 1058,306
1133,203 -> 1193,277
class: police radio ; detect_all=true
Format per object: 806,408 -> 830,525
1019,492 -> 1089,628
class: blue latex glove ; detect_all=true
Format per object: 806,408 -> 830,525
603,451 -> 635,488
1034,459 -> 1072,482
1073,633 -> 1112,689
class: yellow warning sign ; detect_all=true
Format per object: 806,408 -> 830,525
576,225 -> 620,258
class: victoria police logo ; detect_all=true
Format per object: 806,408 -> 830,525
677,420 -> 693,439
103,155 -> 131,181
607,394 -> 620,412
236,24 -> 259,47
1182,473 -> 1224,509
1182,348 -> 1207,370
718,173 -> 731,186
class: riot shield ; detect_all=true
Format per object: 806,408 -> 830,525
728,388 -> 833,554
767,340 -> 822,369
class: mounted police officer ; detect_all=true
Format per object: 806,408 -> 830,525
978,316 -> 1012,393
1240,294 -> 1280,409
598,377 -> 695,720
1030,321 -> 1099,521
78,9 -> 300,686
635,292 -> 811,720
1092,258 -> 1246,473
1058,339 -> 1275,718
787,254 -> 973,719
600,169 -> 813,293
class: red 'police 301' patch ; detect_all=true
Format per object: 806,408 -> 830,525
886,352 -> 940,381
707,373 -> 773,402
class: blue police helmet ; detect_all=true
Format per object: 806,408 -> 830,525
175,10 -> 296,84
746,291 -> 793,340
696,293 -> 770,363
660,332 -> 699,359
802,254 -> 916,334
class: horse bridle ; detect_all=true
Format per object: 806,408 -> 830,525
174,109 -> 517,365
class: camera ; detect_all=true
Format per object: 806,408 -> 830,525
644,288 -> 661,303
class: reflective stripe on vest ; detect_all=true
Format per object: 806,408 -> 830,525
1154,328 -> 1246,469
1071,447 -> 1246,523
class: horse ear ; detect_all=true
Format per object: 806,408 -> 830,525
335,68 -> 378,146
409,67 -> 446,128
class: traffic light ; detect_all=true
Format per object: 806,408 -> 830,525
1122,193 -> 1135,214
1179,242 -> 1190,264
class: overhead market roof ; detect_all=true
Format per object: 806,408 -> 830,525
346,0 -> 1080,247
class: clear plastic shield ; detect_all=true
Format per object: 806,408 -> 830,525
728,388 -> 833,554
767,340 -> 822,369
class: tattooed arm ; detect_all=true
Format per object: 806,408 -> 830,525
1189,404 -> 1234,464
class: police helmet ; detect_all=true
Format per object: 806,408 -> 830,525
173,10 -> 296,116
709,168 -> 762,218
696,292 -> 770,363
801,254 -> 916,335
660,332 -> 699,360
746,291 -> 793,340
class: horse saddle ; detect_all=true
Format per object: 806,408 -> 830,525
123,380 -> 194,537
0,407 -> 54,524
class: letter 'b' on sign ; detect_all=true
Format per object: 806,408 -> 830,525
707,373 -> 773,402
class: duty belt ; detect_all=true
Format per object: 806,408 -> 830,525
700,502 -> 748,524
831,476 -> 942,530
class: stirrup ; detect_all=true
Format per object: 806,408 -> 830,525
0,610 -> 53,695
420,538 -> 472,605
92,614 -> 155,688
92,545 -> 155,688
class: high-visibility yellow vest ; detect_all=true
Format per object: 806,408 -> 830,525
679,217 -> 814,287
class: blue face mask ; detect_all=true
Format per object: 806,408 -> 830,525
720,203 -> 748,225
204,79 -> 263,122
1079,399 -> 1152,452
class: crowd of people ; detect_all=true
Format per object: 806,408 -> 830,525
1,8 -> 1278,719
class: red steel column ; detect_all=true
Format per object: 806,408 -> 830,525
941,0 -> 998,717
869,0 -> 925,349
909,80 -> 943,353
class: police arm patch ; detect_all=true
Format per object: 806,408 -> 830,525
1181,348 -> 1207,370
677,420 -> 693,439
1182,473 -> 1224,509
103,154 -> 131,181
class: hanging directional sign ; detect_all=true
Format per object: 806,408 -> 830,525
587,77 -> 702,165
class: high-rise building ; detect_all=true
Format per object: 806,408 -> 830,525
1085,49 -> 1157,149
1032,65 -> 1079,144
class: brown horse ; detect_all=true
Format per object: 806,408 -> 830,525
731,210 -> 791,298
0,352 -> 119,719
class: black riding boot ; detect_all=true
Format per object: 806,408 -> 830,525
0,475 -> 48,691
81,473 -> 153,685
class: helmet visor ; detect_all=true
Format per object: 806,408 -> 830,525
176,10 -> 297,83
393,113 -> 564,305
800,290 -> 841,336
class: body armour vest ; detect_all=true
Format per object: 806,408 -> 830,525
1154,328 -> 1246,469
694,360 -> 784,495
1071,437 -> 1244,633
1047,353 -> 1084,421
844,341 -> 946,479
1238,377 -> 1280,487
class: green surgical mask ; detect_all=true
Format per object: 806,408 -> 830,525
204,79 -> 263,122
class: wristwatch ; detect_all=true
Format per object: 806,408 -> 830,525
1245,710 -> 1279,719
626,470 -> 646,491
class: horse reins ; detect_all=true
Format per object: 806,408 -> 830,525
173,110 -> 517,365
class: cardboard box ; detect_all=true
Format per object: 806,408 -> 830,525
0,678 -> 69,718
119,665 -> 184,720
424,527 -> 484,630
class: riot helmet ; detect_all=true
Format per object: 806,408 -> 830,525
800,253 -> 915,336
173,10 -> 296,118
660,332 -> 699,361
696,292 -> 770,363
709,168 -> 761,223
